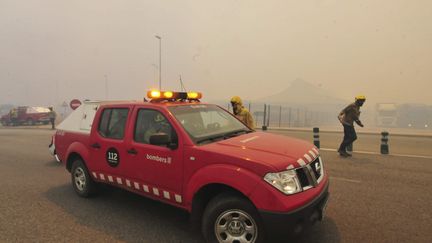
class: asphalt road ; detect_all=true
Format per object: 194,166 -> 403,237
0,128 -> 431,242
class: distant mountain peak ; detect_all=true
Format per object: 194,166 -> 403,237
257,79 -> 346,105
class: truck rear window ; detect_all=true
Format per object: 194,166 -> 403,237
98,108 -> 129,139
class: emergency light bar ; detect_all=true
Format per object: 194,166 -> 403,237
147,90 -> 202,100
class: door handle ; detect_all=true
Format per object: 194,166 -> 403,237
91,143 -> 101,149
127,148 -> 138,155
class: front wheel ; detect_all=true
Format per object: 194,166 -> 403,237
202,193 -> 265,243
71,159 -> 97,197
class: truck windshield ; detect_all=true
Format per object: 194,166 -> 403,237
168,104 -> 252,144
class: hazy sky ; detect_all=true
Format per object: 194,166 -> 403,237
1,0 -> 431,106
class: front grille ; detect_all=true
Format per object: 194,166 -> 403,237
295,156 -> 324,190
296,168 -> 310,187
310,157 -> 323,180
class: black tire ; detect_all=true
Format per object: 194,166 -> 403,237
71,159 -> 97,197
202,192 -> 265,243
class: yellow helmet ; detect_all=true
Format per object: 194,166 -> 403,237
355,95 -> 366,101
154,113 -> 165,122
230,96 -> 243,105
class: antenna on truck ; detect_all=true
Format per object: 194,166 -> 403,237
179,75 -> 187,92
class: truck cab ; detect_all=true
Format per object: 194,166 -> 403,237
53,91 -> 329,242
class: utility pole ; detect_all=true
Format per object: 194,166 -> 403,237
104,75 -> 108,99
55,80 -> 59,105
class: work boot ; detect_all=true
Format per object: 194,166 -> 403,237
338,149 -> 350,157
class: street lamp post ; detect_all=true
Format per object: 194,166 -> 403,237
104,74 -> 108,99
155,35 -> 162,89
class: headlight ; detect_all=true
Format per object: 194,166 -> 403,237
264,170 -> 302,195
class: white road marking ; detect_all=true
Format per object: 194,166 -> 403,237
391,153 -> 432,159
163,191 -> 170,199
330,176 -> 361,183
108,176 -> 113,182
116,178 -> 122,185
348,150 -> 377,155
312,147 -> 319,154
92,172 -> 97,178
320,148 -> 337,152
99,174 -> 105,181
320,148 -> 432,159
126,180 -> 131,187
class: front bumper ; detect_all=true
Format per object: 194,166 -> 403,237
259,180 -> 329,237
48,142 -> 60,162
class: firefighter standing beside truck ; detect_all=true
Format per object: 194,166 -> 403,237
338,95 -> 366,157
48,107 -> 57,130
230,96 -> 254,129
10,108 -> 18,126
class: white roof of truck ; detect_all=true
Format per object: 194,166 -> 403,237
57,100 -> 135,134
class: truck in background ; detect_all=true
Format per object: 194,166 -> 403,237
375,103 -> 398,127
1,106 -> 51,126
397,104 -> 432,129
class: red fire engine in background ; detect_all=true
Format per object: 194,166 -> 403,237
1,106 -> 51,126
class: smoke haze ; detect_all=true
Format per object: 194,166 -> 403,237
1,0 -> 431,106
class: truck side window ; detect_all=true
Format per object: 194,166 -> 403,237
134,109 -> 176,146
98,108 -> 129,139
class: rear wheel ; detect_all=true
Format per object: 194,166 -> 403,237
71,159 -> 97,197
202,193 -> 265,243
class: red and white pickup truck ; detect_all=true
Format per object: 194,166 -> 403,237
50,91 -> 329,242
1,106 -> 50,126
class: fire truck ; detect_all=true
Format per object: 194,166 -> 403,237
1,106 -> 51,126
50,91 -> 329,242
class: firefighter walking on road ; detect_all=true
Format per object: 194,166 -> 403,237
48,107 -> 57,130
10,108 -> 18,126
230,96 -> 254,129
338,95 -> 366,157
